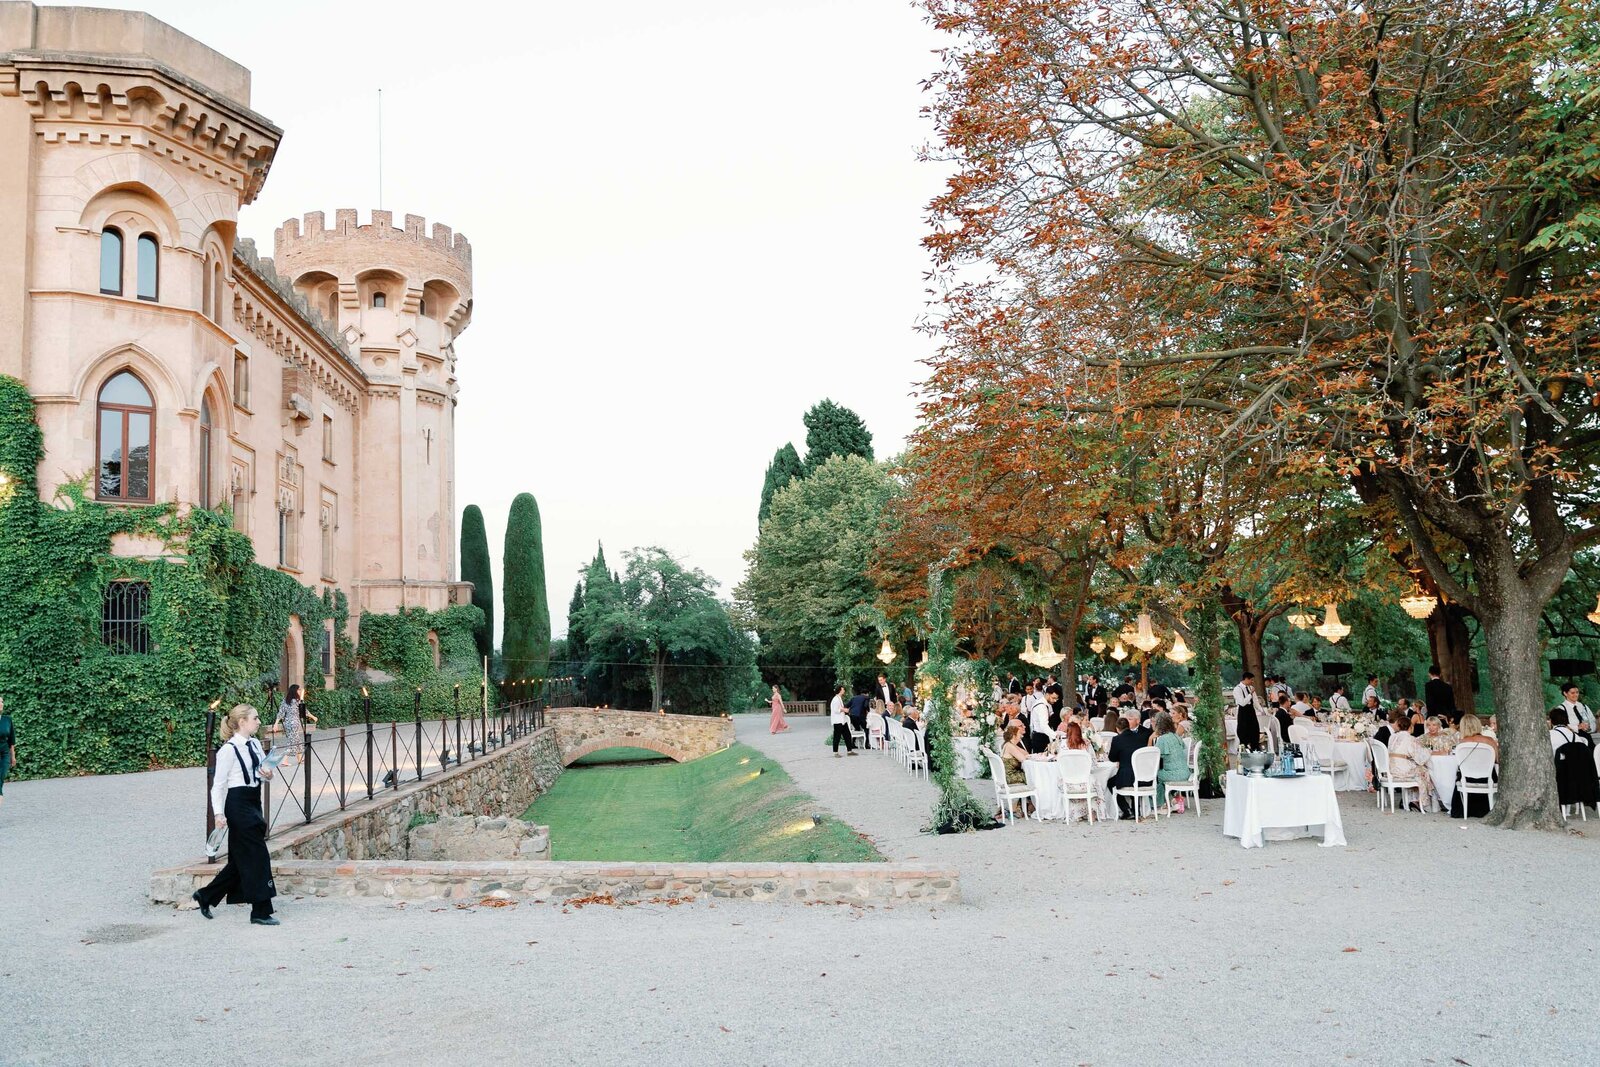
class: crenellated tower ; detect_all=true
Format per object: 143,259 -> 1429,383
273,208 -> 473,614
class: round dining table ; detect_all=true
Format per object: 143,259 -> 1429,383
1021,756 -> 1117,820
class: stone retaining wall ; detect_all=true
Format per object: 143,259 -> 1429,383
268,726 -> 563,862
150,860 -> 959,906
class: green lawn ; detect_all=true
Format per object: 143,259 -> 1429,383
521,742 -> 882,863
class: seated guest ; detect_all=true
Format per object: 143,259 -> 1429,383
1058,720 -> 1093,757
1383,708 -> 1435,811
1273,698 -> 1294,743
1550,708 -> 1586,754
1107,716 -> 1146,819
1460,714 -> 1498,757
1372,714 -> 1392,747
998,721 -> 1034,820
1419,715 -> 1458,754
1308,695 -> 1325,718
1101,709 -> 1123,736
1171,704 -> 1191,738
1152,711 -> 1190,814
866,704 -> 886,749
1485,715 -> 1499,739
1132,711 -> 1153,746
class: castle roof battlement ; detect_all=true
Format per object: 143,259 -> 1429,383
275,208 -> 471,268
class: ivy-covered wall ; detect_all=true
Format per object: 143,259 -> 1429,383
0,375 -> 477,779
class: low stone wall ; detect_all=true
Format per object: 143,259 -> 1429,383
150,860 -> 959,906
268,726 -> 563,862
549,707 -> 733,766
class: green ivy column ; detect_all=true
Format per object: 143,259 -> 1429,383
922,565 -> 996,832
1191,595 -> 1227,792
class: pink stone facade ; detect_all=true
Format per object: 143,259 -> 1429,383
0,3 -> 472,666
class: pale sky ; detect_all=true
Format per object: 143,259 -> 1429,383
115,0 -> 944,640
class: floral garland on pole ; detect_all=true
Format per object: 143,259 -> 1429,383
920,562 -> 997,833
1190,595 -> 1227,795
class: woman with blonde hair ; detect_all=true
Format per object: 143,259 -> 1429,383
193,704 -> 279,925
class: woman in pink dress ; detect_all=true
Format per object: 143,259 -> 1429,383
768,686 -> 790,733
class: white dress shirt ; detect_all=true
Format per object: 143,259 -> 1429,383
1231,682 -> 1254,709
1026,693 -> 1050,735
1363,684 -> 1379,705
1551,725 -> 1581,754
1329,693 -> 1352,714
1562,701 -> 1595,732
211,735 -> 266,817
829,695 -> 847,724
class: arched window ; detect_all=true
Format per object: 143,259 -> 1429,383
419,299 -> 428,318
97,370 -> 154,502
371,291 -> 386,309
136,233 -> 159,301
326,290 -> 338,321
99,228 -> 123,294
213,262 -> 226,322
201,257 -> 213,319
198,397 -> 213,508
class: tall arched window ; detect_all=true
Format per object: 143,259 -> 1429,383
97,371 -> 154,501
136,233 -> 159,301
201,257 -> 213,319
99,228 -> 123,294
326,290 -> 338,321
371,291 -> 386,309
213,261 -> 226,322
198,397 -> 213,508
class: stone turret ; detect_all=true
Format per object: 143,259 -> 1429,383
272,209 -> 473,613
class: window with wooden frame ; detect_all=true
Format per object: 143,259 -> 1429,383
96,371 -> 154,502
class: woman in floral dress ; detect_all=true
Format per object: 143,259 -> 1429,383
274,684 -> 307,764
1383,707 -> 1435,810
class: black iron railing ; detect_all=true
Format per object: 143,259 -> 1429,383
204,696 -> 548,852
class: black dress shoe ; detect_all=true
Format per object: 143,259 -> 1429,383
250,916 -> 280,926
192,891 -> 213,919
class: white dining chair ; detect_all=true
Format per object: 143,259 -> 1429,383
1368,739 -> 1421,813
1305,732 -> 1347,777
983,747 -> 1038,824
1113,747 -> 1162,822
1287,723 -> 1309,746
1057,749 -> 1097,825
903,727 -> 928,779
1162,740 -> 1202,817
1454,741 -> 1498,817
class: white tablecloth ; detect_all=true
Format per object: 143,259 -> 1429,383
1328,741 -> 1370,791
1223,771 -> 1346,849
953,737 -> 982,780
1022,757 -> 1117,820
1429,753 -> 1460,810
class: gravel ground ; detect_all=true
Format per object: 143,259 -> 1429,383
2,714 -> 1597,1066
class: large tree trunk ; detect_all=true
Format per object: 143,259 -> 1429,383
1479,603 -> 1562,830
1426,603 -> 1475,714
650,650 -> 665,714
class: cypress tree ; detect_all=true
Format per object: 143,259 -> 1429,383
502,492 -> 551,682
565,580 -> 587,665
758,442 -> 804,522
802,399 -> 873,473
459,504 -> 494,662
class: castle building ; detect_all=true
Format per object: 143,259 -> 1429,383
0,2 -> 470,688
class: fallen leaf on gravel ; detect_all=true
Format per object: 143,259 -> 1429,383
719,1026 -> 732,1033
194,1017 -> 207,1023
1147,973 -> 1163,979
395,972 -> 408,977
1453,1059 -> 1471,1065
275,966 -> 287,971
1342,947 -> 1360,953
526,941 -> 539,946
1222,880 -> 1235,886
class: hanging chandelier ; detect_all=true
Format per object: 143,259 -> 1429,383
1034,627 -> 1066,668
1089,634 -> 1107,655
1586,592 -> 1600,627
1398,589 -> 1438,620
1130,612 -> 1160,653
1287,607 -> 1316,630
1315,603 -> 1351,644
876,638 -> 896,665
1020,635 -> 1039,666
1165,632 -> 1194,665
1110,640 -> 1129,662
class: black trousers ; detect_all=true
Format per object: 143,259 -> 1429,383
832,723 -> 856,752
197,864 -> 275,919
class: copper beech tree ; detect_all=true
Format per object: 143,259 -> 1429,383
922,0 -> 1600,827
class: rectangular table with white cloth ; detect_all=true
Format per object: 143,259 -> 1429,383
1222,770 -> 1346,849
953,736 -> 982,780
1022,757 -> 1117,820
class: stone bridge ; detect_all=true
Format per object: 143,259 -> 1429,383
548,708 -> 735,766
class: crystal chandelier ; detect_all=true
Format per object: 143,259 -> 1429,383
1398,589 -> 1438,620
1034,627 -> 1066,668
1130,612 -> 1160,653
1314,603 -> 1351,644
1586,592 -> 1600,627
1165,632 -> 1194,665
1020,635 -> 1039,666
1287,607 -> 1315,630
1089,634 -> 1107,655
1110,640 -> 1129,662
876,638 -> 895,665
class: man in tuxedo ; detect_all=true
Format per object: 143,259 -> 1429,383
1084,675 -> 1108,718
1424,665 -> 1457,724
875,672 -> 897,710
1107,715 -> 1146,819
1112,674 -> 1137,700
846,688 -> 871,737
1273,697 -> 1294,745
1006,672 -> 1023,695
1147,679 -> 1171,704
